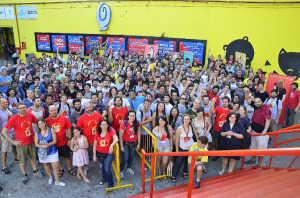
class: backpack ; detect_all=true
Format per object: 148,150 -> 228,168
58,103 -> 71,116
124,120 -> 140,133
139,109 -> 153,120
265,97 -> 279,108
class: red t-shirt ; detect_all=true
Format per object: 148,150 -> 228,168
46,115 -> 72,147
76,112 -> 103,144
214,107 -> 231,132
94,129 -> 116,153
208,90 -> 220,107
120,121 -> 141,142
5,113 -> 37,145
287,90 -> 300,110
108,107 -> 128,133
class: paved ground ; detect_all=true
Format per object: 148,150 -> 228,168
0,58 -> 299,197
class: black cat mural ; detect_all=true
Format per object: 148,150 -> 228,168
278,48 -> 300,80
223,36 -> 254,68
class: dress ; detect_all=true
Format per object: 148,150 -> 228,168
193,119 -> 212,142
72,136 -> 89,167
37,128 -> 59,163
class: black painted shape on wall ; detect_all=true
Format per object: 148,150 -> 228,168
278,48 -> 300,80
223,36 -> 255,67
265,60 -> 271,66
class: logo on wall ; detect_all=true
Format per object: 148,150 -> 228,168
96,3 -> 111,32
53,35 -> 66,51
223,36 -> 254,69
278,48 -> 300,80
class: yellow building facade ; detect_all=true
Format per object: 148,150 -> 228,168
0,0 -> 300,79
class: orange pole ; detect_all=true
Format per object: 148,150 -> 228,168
269,134 -> 278,167
142,149 -> 146,193
150,155 -> 155,198
240,156 -> 245,170
187,155 -> 195,198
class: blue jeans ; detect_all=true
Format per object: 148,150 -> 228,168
97,152 -> 114,188
172,147 -> 189,178
120,143 -> 136,172
285,107 -> 295,127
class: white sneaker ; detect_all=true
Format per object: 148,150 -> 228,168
126,168 -> 135,175
219,171 -> 225,175
83,167 -> 88,176
100,164 -> 102,169
48,178 -> 53,184
55,182 -> 66,186
120,171 -> 124,179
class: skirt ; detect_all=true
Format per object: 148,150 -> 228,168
39,152 -> 59,163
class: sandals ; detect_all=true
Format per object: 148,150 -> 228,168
77,173 -> 82,181
68,169 -> 77,176
183,173 -> 188,179
171,177 -> 176,182
59,170 -> 64,178
84,178 -> 91,184
203,168 -> 208,174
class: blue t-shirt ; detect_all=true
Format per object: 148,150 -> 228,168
0,76 -> 12,93
127,96 -> 145,110
29,84 -> 46,95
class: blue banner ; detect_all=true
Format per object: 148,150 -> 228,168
179,41 -> 205,64
153,39 -> 176,60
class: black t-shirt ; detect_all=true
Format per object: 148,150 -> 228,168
23,81 -> 34,92
75,79 -> 85,91
255,91 -> 269,102
64,87 -> 78,99
236,75 -> 245,82
276,88 -> 286,101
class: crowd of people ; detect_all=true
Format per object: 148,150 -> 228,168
0,43 -> 299,191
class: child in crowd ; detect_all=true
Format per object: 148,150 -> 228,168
70,127 -> 91,183
189,135 -> 209,188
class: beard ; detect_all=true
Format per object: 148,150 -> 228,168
75,107 -> 81,112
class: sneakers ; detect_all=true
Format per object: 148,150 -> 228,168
1,167 -> 11,174
14,158 -> 19,163
244,159 -> 256,165
83,167 -> 89,176
219,171 -> 225,175
126,168 -> 135,175
55,181 -> 66,186
22,175 -> 28,184
48,178 -> 53,184
195,181 -> 200,188
120,171 -> 124,179
33,170 -> 44,177
100,180 -> 107,185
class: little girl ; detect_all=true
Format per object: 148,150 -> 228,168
70,127 -> 91,183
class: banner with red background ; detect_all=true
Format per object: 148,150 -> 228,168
265,73 -> 295,125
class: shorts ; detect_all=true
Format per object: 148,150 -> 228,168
1,134 -> 15,153
16,143 -> 37,165
250,130 -> 269,150
157,145 -> 171,153
57,144 -> 71,158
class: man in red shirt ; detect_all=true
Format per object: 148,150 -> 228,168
207,75 -> 221,107
46,105 -> 74,177
108,96 -> 128,135
1,102 -> 44,183
210,96 -> 231,161
285,82 -> 300,127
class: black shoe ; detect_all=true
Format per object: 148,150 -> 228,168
212,156 -> 220,162
1,167 -> 11,174
0,186 -> 2,192
244,159 -> 256,164
14,158 -> 19,163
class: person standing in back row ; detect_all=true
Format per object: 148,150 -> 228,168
285,82 -> 300,127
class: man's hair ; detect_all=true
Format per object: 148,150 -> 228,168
198,135 -> 208,144
73,98 -> 81,105
292,82 -> 299,88
33,97 -> 40,102
17,102 -> 26,109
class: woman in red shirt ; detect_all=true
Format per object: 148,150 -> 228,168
93,119 -> 118,189
119,110 -> 141,179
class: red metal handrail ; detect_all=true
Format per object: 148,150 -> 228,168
141,147 -> 300,198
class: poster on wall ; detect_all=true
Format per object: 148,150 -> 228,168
265,73 -> 295,125
4,7 -> 15,20
17,6 -> 27,19
128,38 -> 149,54
153,39 -> 176,60
36,34 -> 51,51
85,36 -> 103,55
106,37 -> 125,54
183,52 -> 194,65
0,7 -> 5,20
51,34 -> 67,52
144,45 -> 159,58
179,41 -> 205,64
27,6 -> 38,19
68,35 -> 84,53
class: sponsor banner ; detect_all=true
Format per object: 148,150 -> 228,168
107,37 -> 125,54
153,39 -> 176,60
37,34 -> 51,51
179,41 -> 205,64
68,35 -> 84,53
51,34 -> 67,52
85,36 -> 103,54
128,38 -> 149,54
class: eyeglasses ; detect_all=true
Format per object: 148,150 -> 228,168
181,98 -> 187,100
230,116 -> 236,119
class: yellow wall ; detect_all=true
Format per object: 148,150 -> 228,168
0,1 -> 300,80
